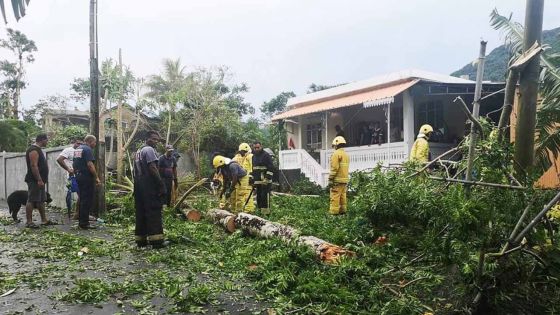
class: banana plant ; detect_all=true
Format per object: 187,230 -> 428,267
0,0 -> 29,24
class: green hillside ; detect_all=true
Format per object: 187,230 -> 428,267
451,27 -> 560,82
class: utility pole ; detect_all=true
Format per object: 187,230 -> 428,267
465,40 -> 487,185
117,48 -> 124,184
514,0 -> 544,174
89,0 -> 105,215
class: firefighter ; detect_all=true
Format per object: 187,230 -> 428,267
329,136 -> 349,215
251,141 -> 274,213
213,155 -> 247,213
134,131 -> 168,249
409,124 -> 433,163
233,143 -> 255,212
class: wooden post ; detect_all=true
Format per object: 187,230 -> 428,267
89,0 -> 104,215
514,0 -> 544,173
465,41 -> 487,185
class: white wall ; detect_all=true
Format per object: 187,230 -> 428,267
1,146 -> 67,208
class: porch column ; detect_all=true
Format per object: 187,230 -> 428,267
403,90 -> 415,155
387,103 -> 391,144
298,116 -> 303,150
324,111 -> 328,150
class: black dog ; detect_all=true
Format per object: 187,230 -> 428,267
7,190 -> 52,221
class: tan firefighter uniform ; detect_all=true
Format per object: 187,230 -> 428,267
233,143 -> 255,212
409,124 -> 433,163
329,136 -> 350,215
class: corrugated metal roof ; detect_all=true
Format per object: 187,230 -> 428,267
272,80 -> 418,120
285,69 -> 474,109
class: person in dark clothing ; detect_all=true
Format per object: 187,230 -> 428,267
158,145 -> 178,207
359,125 -> 372,146
24,133 -> 53,228
73,135 -> 101,229
371,122 -> 384,145
134,131 -> 167,249
335,125 -> 345,138
251,141 -> 274,213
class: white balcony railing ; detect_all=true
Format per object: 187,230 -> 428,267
321,142 -> 408,172
279,149 -> 329,187
279,143 -> 453,187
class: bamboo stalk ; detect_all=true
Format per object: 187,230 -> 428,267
454,96 -> 484,138
465,41 -> 487,192
512,190 -> 560,245
501,198 -> 535,254
428,176 -> 526,190
173,178 -> 207,212
406,147 -> 459,178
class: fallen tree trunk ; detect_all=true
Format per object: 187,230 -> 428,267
206,209 -> 236,233
234,213 -> 354,263
235,213 -> 299,241
298,236 -> 356,263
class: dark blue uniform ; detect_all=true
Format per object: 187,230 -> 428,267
134,145 -> 165,247
158,154 -> 177,207
73,144 -> 95,228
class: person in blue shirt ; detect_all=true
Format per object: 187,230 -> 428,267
72,135 -> 100,229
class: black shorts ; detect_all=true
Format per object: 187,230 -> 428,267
27,181 -> 47,203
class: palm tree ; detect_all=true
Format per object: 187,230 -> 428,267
490,9 -> 560,173
146,58 -> 187,145
0,0 -> 29,24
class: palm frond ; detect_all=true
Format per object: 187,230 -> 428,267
535,98 -> 560,172
0,0 -> 29,24
490,9 -> 524,55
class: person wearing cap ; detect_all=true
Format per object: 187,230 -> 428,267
158,144 -> 178,207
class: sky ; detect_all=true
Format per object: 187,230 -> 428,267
1,0 -> 560,118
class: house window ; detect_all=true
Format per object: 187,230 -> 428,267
417,100 -> 443,133
306,123 -> 322,149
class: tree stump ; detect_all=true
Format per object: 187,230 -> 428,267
206,209 -> 236,233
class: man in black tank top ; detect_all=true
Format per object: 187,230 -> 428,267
24,134 -> 52,228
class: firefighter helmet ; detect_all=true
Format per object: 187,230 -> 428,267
238,143 -> 251,153
213,155 -> 227,169
419,124 -> 434,135
332,136 -> 347,147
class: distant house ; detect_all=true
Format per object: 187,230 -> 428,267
42,108 -> 90,133
272,69 -> 505,187
40,105 -> 155,169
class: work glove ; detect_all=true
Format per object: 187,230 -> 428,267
249,176 -> 255,185
328,179 -> 334,189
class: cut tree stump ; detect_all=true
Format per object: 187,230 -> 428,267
180,208 -> 201,222
206,209 -> 236,233
235,213 -> 299,241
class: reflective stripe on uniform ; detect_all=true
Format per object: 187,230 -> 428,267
147,234 -> 164,241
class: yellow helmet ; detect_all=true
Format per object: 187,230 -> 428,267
332,136 -> 346,146
213,155 -> 227,169
238,143 -> 251,153
419,124 -> 434,135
